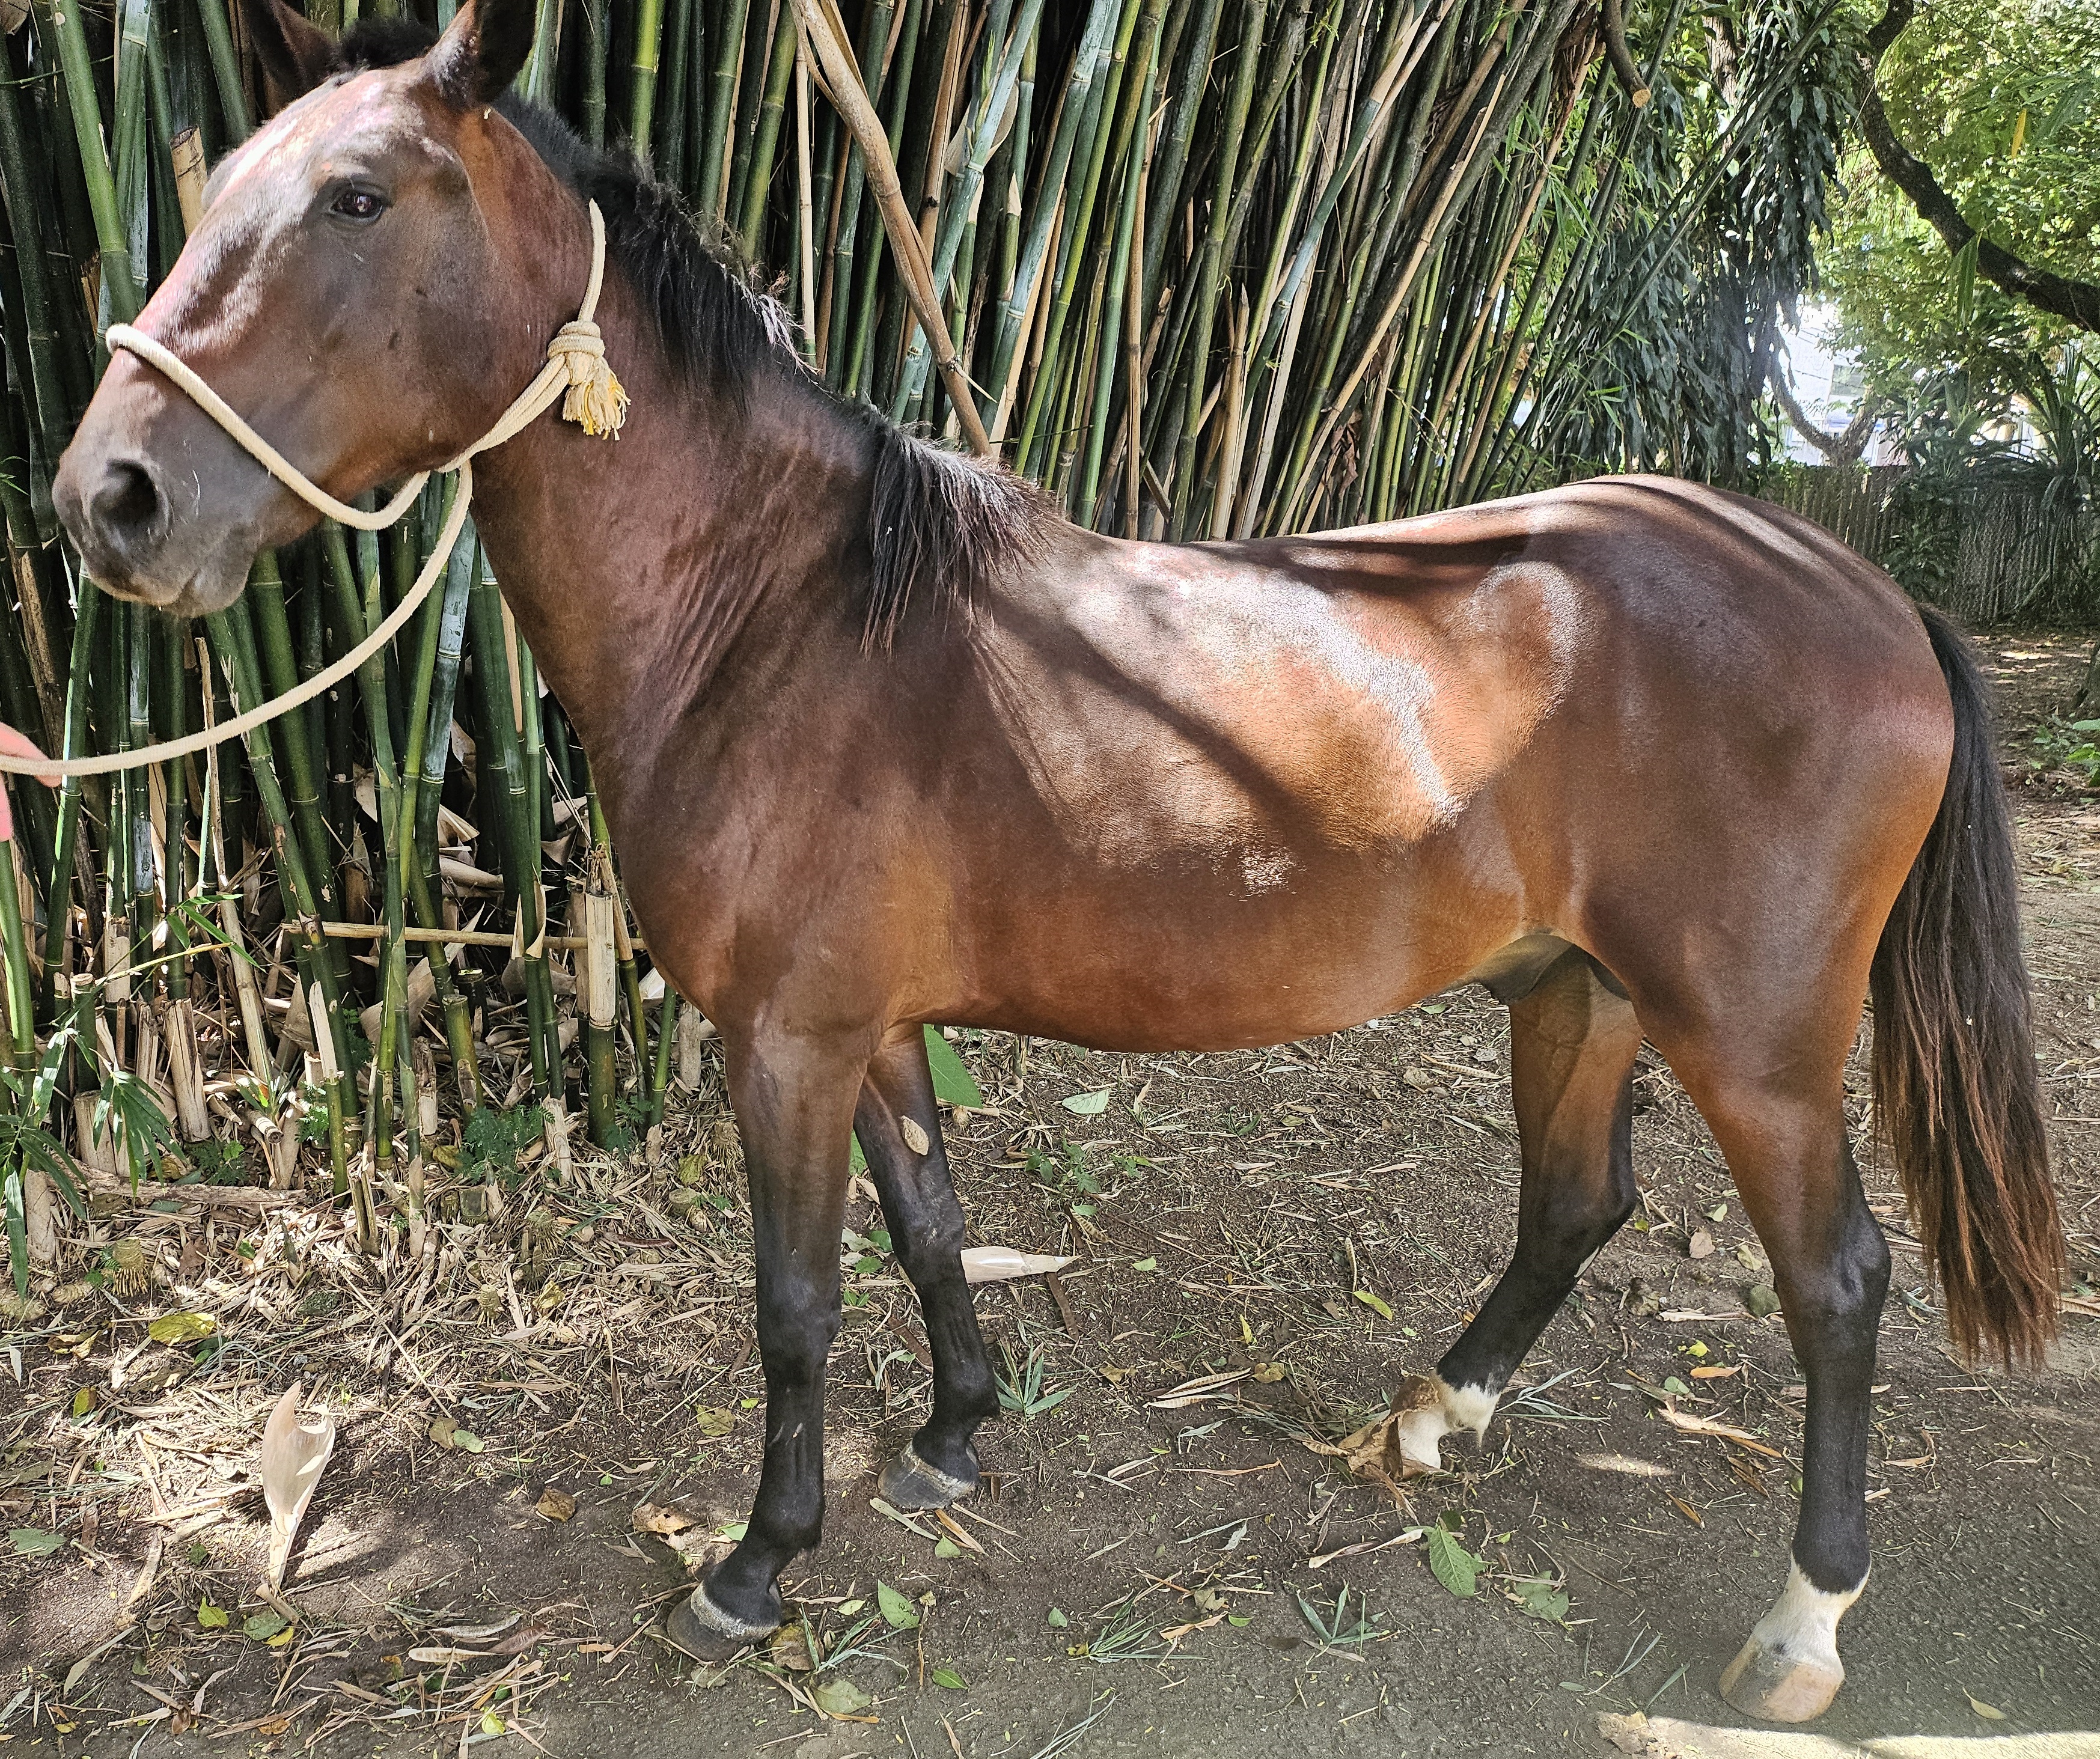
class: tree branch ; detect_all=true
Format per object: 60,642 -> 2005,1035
1860,0 -> 2099,334
1601,0 -> 1648,108
1770,370 -> 1881,467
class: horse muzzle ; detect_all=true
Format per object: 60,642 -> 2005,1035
55,356 -> 293,617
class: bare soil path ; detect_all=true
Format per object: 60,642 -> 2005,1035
3,633 -> 2097,1759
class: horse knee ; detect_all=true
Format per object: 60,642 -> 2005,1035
1525,1156 -> 1636,1266
756,1290 -> 840,1386
891,1206 -> 968,1288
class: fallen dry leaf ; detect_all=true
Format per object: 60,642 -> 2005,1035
1302,1373 -> 1442,1502
767,1623 -> 813,1671
1594,1711 -> 1663,1757
933,1508 -> 983,1555
1658,1405 -> 1786,1460
959,1245 -> 1075,1284
632,1501 -> 695,1537
260,1383 -> 335,1592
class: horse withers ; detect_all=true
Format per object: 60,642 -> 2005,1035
52,0 -> 2062,1722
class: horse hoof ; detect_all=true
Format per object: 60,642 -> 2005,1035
665,1586 -> 775,1664
879,1443 -> 977,1510
1718,1636 -> 1844,1723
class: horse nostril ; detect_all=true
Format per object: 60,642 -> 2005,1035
91,460 -> 164,544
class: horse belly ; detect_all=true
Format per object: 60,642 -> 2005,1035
943,808 -> 1531,1053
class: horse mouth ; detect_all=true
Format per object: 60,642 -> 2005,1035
67,542 -> 253,619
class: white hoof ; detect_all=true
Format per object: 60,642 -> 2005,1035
1388,1373 -> 1498,1475
1719,1563 -> 1861,1723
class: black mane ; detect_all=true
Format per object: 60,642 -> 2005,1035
331,22 -> 1049,648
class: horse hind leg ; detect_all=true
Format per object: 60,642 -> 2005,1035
1661,1048 -> 1888,1724
853,1030 -> 1000,1508
1395,947 -> 1641,1472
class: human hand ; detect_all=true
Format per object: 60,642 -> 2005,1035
0,722 -> 58,842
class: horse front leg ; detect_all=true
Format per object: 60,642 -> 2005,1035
854,1028 -> 999,1507
668,1029 -> 864,1660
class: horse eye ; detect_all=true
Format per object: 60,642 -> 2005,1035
329,187 -> 386,223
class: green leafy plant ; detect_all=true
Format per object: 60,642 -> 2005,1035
1073,1596 -> 1166,1666
994,1342 -> 1073,1418
2028,716 -> 2100,785
1296,1585 -> 1386,1650
186,1138 -> 249,1185
460,1105 -> 545,1184
1027,1142 -> 1099,1202
1,1020 -> 176,1298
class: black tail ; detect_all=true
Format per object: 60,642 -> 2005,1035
1869,604 -> 2063,1365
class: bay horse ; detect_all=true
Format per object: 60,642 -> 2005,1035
52,0 -> 2062,1722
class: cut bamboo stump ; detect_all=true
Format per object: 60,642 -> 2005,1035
23,1160 -> 55,1266
162,998 -> 213,1142
676,1004 -> 716,1091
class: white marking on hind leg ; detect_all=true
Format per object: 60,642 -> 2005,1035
1720,1562 -> 1864,1722
1391,1373 -> 1500,1475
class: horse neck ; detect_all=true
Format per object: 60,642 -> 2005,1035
462,272 -> 874,792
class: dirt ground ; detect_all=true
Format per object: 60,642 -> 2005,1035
4,632 -> 2099,1759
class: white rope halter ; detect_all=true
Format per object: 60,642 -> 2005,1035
0,201 -> 626,779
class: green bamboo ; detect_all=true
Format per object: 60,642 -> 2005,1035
655,0 -> 693,186
38,0 -> 137,323
630,0 -> 668,163
695,0 -> 750,223
892,0 -> 1048,417
980,0 -> 1120,430
192,0 -> 249,142
0,63 -> 76,463
1167,0 -> 1268,539
249,555 -> 338,918
42,578 -> 99,1013
0,829 -> 34,1073
844,0 -> 923,400
581,0 -> 609,146
1138,0 -> 1225,318
393,486 -> 480,1111
734,0 -> 798,257
1076,76 -> 1149,519
466,554 -> 554,1097
820,0 -> 894,386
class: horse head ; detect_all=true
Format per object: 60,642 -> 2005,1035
55,0 -> 574,615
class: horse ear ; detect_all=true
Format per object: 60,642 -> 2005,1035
240,0 -> 338,115
427,0 -> 536,108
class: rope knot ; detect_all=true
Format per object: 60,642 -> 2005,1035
549,319 -> 627,439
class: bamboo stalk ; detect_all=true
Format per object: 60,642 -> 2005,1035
794,0 -> 990,454
630,0 -> 668,163
696,0 -> 751,221
736,0 -> 798,256
1166,0 -> 1268,540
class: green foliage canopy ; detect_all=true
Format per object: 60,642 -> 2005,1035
1822,0 -> 2099,396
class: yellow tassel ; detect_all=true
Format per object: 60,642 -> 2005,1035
563,361 -> 628,439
